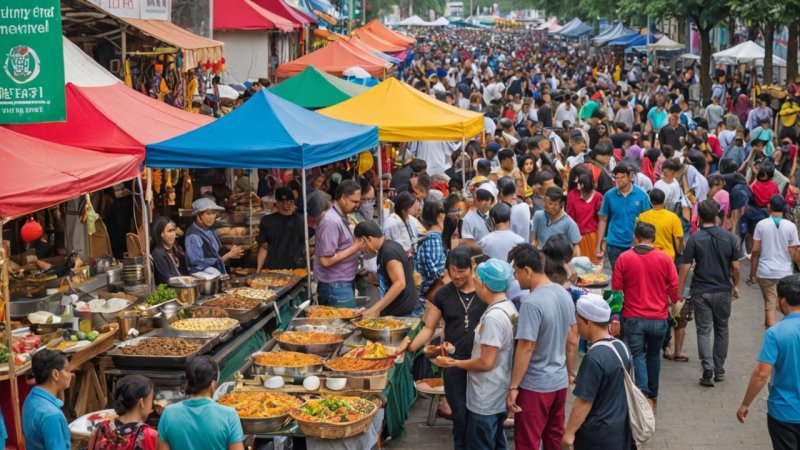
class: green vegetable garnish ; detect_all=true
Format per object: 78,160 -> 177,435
146,284 -> 177,306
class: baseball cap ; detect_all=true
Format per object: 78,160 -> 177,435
192,198 -> 225,216
476,182 -> 499,199
476,258 -> 514,292
576,293 -> 611,322
274,187 -> 294,202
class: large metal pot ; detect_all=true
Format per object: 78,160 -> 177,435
193,275 -> 220,296
105,265 -> 123,284
168,277 -> 200,306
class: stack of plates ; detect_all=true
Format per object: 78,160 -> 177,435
123,283 -> 149,298
122,264 -> 144,286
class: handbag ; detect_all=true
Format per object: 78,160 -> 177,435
591,340 -> 656,446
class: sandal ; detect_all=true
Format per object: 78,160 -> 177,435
673,355 -> 689,362
662,351 -> 674,360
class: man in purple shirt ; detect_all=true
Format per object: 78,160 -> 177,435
314,180 -> 365,307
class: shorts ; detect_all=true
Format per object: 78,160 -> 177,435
758,278 -> 780,311
672,297 -> 694,329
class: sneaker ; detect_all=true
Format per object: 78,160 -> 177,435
714,373 -> 726,382
699,370 -> 715,387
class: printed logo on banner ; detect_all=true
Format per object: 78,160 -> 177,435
4,45 -> 41,84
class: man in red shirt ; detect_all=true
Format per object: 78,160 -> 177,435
611,222 -> 681,412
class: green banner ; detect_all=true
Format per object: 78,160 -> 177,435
0,0 -> 66,124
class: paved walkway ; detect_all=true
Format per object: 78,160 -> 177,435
387,260 -> 775,449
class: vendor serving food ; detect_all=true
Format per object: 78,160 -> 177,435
151,216 -> 187,285
185,198 -> 244,276
255,187 -> 307,272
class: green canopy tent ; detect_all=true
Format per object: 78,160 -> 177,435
268,66 -> 370,109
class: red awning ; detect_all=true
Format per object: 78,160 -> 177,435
276,39 -> 389,79
6,83 -> 212,157
252,0 -> 316,27
0,127 -> 142,218
214,0 -> 297,32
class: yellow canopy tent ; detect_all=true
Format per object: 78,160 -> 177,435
318,78 -> 484,142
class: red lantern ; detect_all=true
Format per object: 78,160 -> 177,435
20,217 -> 43,243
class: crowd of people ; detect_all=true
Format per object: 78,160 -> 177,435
13,25 -> 800,450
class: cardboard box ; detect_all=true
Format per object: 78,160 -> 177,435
346,373 -> 388,391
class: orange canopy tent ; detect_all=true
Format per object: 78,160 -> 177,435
358,19 -> 415,47
351,29 -> 407,53
275,39 -> 390,79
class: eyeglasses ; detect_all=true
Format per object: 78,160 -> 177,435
345,197 -> 361,206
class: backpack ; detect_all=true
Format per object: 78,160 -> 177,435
592,340 -> 656,446
88,420 -> 157,450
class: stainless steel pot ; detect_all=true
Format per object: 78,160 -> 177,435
168,277 -> 200,306
193,275 -> 220,296
105,265 -> 123,284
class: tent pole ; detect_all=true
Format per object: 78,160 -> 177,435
377,145 -> 383,227
461,135 -> 467,193
302,170 -> 313,304
1,226 -> 24,450
137,174 -> 152,290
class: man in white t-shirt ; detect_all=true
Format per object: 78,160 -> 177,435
653,160 -> 689,214
408,141 -> 459,177
555,95 -> 578,126
497,177 -> 531,242
750,195 -> 800,328
484,76 -> 505,104
480,202 -> 526,261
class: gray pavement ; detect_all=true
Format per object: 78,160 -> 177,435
386,259 -> 776,449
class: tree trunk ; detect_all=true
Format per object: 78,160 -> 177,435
700,28 -> 712,104
764,21 -> 775,85
789,21 -> 799,84
728,17 -> 736,47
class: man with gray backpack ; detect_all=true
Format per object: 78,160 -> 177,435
563,293 -> 655,449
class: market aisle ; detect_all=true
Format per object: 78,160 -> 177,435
389,260 -> 773,449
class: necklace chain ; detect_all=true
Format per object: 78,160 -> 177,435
455,289 -> 475,332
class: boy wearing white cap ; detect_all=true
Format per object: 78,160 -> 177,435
438,258 -> 517,450
563,294 -> 634,450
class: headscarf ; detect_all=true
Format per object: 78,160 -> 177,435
733,94 -> 751,127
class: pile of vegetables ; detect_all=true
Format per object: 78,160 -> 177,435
146,284 -> 176,306
0,343 -> 9,364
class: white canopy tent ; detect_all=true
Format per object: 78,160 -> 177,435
397,15 -> 449,26
713,40 -> 786,66
647,36 -> 684,51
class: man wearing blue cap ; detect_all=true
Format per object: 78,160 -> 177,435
438,258 -> 517,450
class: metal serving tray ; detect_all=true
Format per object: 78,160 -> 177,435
108,332 -> 216,369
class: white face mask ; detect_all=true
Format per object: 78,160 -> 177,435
358,199 -> 375,221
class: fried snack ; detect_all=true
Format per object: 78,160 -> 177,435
577,273 -> 610,285
189,308 -> 229,319
247,276 -> 291,288
306,306 -> 359,319
417,378 -> 444,388
265,269 -> 307,278
121,337 -> 202,356
275,331 -> 343,345
251,351 -> 323,367
170,318 -> 238,332
325,357 -> 394,372
218,392 -> 302,418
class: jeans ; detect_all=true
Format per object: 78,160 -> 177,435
622,317 -> 669,399
693,292 -> 732,375
607,244 -> 629,272
316,281 -> 355,307
466,410 -> 507,450
768,414 -> 800,450
444,367 -> 469,450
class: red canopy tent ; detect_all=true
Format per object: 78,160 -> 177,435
275,39 -> 390,79
7,83 -> 212,157
0,127 -> 142,218
351,29 -> 407,53
252,0 -> 317,26
214,0 -> 297,31
358,19 -> 415,46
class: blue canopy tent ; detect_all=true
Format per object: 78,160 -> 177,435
146,89 -> 378,169
592,23 -> 636,46
146,89 -> 379,293
608,33 -> 646,48
558,20 -> 592,39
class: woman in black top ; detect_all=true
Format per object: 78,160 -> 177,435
150,216 -> 186,285
404,246 -> 487,450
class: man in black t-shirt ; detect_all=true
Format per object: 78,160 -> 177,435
564,294 -> 634,450
256,187 -> 307,271
354,221 -> 419,318
658,108 -> 687,152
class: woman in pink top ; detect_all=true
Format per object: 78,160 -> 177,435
566,172 -> 604,263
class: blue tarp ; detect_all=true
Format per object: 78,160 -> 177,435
557,19 -> 592,38
146,90 -> 379,169
608,33 -> 647,48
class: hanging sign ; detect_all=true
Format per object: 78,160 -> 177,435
0,0 -> 66,124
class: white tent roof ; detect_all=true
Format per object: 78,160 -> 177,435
647,36 -> 683,51
713,40 -> 787,66
399,15 -> 426,26
63,37 -> 120,87
432,17 -> 449,26
680,53 -> 700,60
535,18 -> 559,31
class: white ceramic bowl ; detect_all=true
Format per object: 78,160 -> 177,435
325,377 -> 347,391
